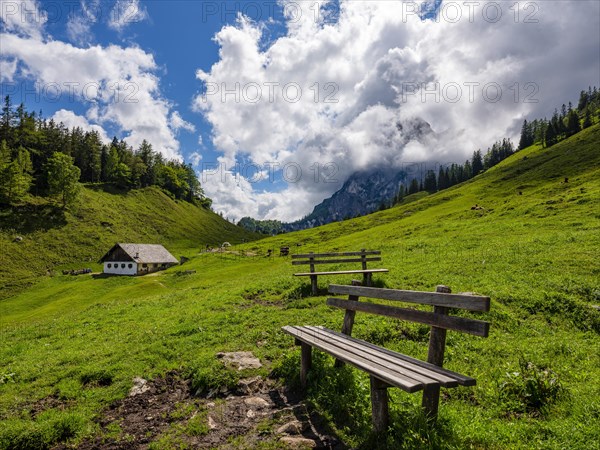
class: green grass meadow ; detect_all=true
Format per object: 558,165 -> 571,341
1,125 -> 599,449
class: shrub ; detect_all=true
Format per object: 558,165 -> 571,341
498,358 -> 564,417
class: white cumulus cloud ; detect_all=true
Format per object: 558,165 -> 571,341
195,0 -> 600,221
1,0 -> 186,161
52,109 -> 111,143
109,0 -> 148,32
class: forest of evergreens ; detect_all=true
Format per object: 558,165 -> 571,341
0,97 -> 211,209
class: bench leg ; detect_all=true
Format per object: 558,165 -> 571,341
300,342 -> 312,389
422,385 -> 440,421
370,376 -> 389,433
363,272 -> 372,287
310,275 -> 318,296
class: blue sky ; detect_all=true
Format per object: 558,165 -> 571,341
1,1 -> 599,221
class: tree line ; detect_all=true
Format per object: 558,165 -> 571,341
518,86 -> 599,150
392,85 -> 600,204
0,96 -> 211,209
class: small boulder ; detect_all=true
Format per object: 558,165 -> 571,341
276,420 -> 307,435
244,396 -> 270,409
280,436 -> 317,448
13,236 -> 23,243
217,351 -> 262,370
208,416 -> 218,430
129,377 -> 150,396
237,376 -> 264,395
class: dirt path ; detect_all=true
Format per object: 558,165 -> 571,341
54,371 -> 346,449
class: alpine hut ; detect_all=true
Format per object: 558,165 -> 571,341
100,243 -> 179,276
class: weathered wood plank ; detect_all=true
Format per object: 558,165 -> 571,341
328,284 -> 490,312
312,326 -> 475,386
326,297 -> 490,337
294,269 -> 389,277
292,257 -> 382,265
304,326 -> 460,387
292,251 -> 381,258
282,326 -> 427,392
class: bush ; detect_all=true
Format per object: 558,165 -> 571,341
499,358 -> 564,417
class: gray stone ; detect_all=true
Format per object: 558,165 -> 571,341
276,420 -> 307,435
280,436 -> 317,448
208,416 -> 218,430
244,396 -> 270,409
217,351 -> 262,370
129,377 -> 150,396
237,376 -> 264,394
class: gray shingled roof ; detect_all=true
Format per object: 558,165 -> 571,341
102,243 -> 179,264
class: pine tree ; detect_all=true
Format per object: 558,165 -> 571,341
46,152 -> 81,208
437,166 -> 448,190
566,109 -> 581,136
0,144 -> 33,204
518,119 -> 534,149
472,150 -> 484,175
583,108 -> 592,129
423,170 -> 437,192
544,122 -> 557,147
408,178 -> 419,194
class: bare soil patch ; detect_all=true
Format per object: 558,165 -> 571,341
53,371 -> 345,449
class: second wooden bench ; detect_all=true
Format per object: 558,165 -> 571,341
292,249 -> 389,295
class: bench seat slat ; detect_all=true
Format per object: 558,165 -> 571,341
329,284 -> 490,312
282,326 -> 429,393
327,297 -> 490,337
301,326 -> 460,387
293,251 -> 381,258
311,326 -> 476,386
294,269 -> 389,277
292,257 -> 382,265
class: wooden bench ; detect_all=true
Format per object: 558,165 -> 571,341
282,283 -> 491,431
292,250 -> 389,295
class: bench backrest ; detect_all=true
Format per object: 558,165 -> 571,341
327,284 -> 490,337
292,250 -> 382,270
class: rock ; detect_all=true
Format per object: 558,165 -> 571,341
237,376 -> 263,394
13,236 -> 23,242
276,420 -> 307,435
206,402 -> 215,408
208,416 -> 218,430
217,351 -> 262,370
244,396 -> 270,409
280,436 -> 317,448
246,409 -> 256,419
129,377 -> 150,396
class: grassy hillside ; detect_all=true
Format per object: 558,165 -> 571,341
0,125 -> 599,449
0,185 -> 258,299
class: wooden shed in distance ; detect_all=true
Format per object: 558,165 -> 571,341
100,243 -> 178,276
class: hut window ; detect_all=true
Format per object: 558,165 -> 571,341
107,263 -> 111,268
142,263 -> 147,268
121,263 -> 125,268
128,263 -> 133,269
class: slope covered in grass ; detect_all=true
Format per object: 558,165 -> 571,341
0,185 -> 258,299
0,125 -> 598,449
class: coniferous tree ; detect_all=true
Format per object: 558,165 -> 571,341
566,109 -> 581,136
583,108 -> 592,129
518,119 -> 534,149
472,150 -> 484,175
423,170 -> 437,192
437,166 -> 448,190
45,152 -> 81,208
408,178 -> 419,194
0,142 -> 33,204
